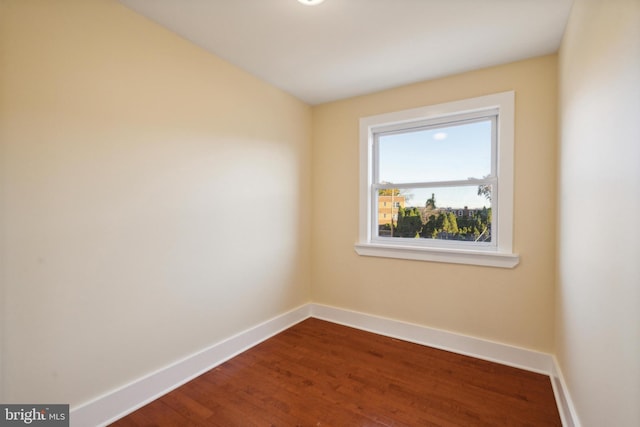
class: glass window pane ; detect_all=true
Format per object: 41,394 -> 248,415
377,186 -> 492,242
377,120 -> 492,183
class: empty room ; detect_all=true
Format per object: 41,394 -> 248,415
1,0 -> 638,426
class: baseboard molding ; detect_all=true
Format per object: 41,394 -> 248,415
71,302 -> 579,427
310,303 -> 579,427
311,303 -> 554,374
70,304 -> 311,427
550,356 -> 582,427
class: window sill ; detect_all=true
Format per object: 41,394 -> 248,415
354,242 -> 520,268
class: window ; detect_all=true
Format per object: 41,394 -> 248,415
355,92 -> 519,268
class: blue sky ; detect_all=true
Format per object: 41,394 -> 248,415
378,120 -> 493,209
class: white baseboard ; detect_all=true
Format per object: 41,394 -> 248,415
309,303 -> 579,427
550,355 -> 582,427
70,304 -> 311,427
311,303 -> 553,374
71,302 -> 579,427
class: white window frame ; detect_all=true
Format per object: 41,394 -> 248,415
355,91 -> 519,268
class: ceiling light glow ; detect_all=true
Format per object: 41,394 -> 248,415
298,0 -> 325,5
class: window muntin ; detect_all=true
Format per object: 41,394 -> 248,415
357,91 -> 518,267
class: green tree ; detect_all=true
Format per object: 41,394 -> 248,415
477,184 -> 491,201
421,214 -> 437,239
446,212 -> 459,235
472,207 -> 491,242
477,175 -> 492,202
378,188 -> 401,196
425,193 -> 437,209
395,207 -> 423,238
442,213 -> 451,233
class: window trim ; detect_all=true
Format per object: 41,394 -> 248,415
356,91 -> 519,268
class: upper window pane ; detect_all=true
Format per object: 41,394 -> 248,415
377,119 -> 493,184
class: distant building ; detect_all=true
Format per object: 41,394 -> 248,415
460,206 -> 476,218
445,206 -> 477,218
378,195 -> 405,225
418,205 -> 485,224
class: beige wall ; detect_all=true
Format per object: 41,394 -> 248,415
557,0 -> 640,425
0,0 -> 311,406
6,2 -> 638,424
311,56 -> 558,352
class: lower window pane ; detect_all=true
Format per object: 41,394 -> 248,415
377,186 -> 492,242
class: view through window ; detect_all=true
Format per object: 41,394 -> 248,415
357,91 -> 517,267
373,116 -> 496,246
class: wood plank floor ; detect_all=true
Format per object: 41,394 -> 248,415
111,318 -> 561,426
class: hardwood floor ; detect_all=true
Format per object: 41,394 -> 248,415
111,318 -> 561,426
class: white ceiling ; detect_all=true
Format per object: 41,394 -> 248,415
119,0 -> 574,105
